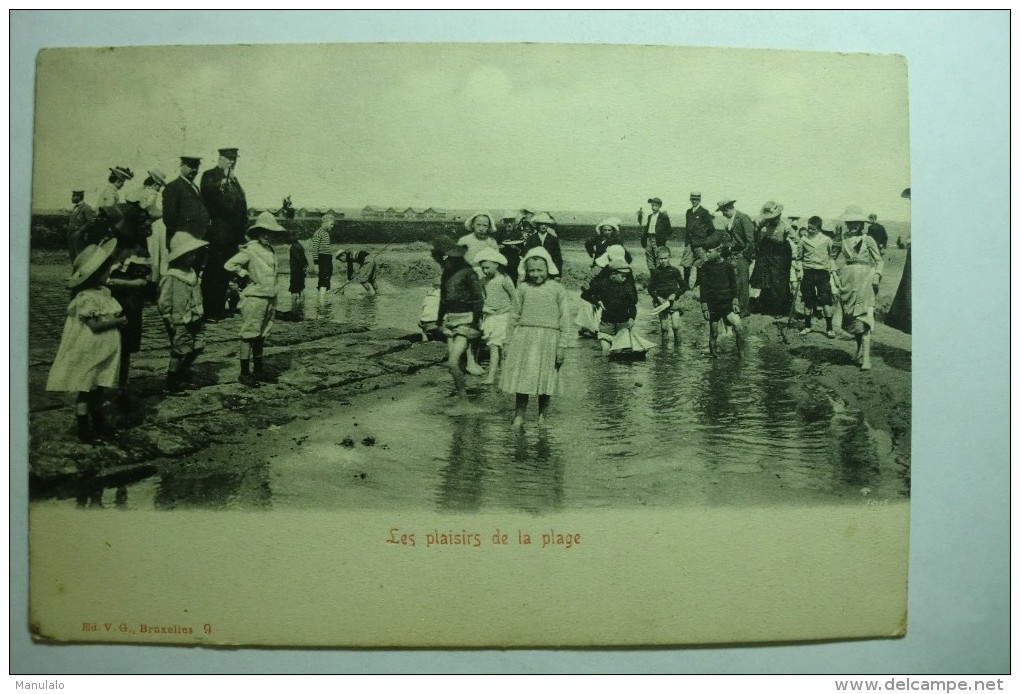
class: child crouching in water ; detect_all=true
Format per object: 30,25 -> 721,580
647,245 -> 689,346
46,239 -> 128,443
158,232 -> 209,394
225,211 -> 287,387
474,247 -> 516,385
499,247 -> 571,428
692,229 -> 746,358
587,256 -> 638,357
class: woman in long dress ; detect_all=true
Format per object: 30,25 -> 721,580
751,201 -> 794,316
834,216 -> 884,370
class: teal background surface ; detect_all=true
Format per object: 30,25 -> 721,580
10,10 -> 1009,673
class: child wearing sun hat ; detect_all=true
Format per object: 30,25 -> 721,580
224,211 -> 287,387
158,231 -> 209,394
46,239 -> 128,442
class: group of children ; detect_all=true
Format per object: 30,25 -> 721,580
46,211 -> 289,442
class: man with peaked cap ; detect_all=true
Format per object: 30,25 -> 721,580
716,199 -> 755,317
683,192 -> 713,285
97,166 -> 134,208
67,190 -> 97,262
162,156 -> 210,249
200,148 -> 248,320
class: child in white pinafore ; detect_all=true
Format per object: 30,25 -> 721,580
46,239 -> 128,443
499,246 -> 572,428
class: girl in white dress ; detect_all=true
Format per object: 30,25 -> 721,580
46,239 -> 128,442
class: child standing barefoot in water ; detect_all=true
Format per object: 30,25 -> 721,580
432,236 -> 485,408
475,248 -> 515,385
693,229 -> 746,358
46,239 -> 128,442
499,247 -> 571,428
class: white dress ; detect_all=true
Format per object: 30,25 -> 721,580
46,287 -> 123,392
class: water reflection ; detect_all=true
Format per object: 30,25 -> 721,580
437,416 -> 488,512
154,460 -> 273,510
507,428 -> 564,514
835,414 -> 881,488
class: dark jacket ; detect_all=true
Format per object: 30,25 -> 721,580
685,205 -> 715,245
641,210 -> 672,248
289,242 -> 308,276
648,265 -> 688,301
589,274 -> 638,324
867,222 -> 888,250
67,203 -> 97,261
523,232 -> 564,275
727,210 -> 757,261
200,166 -> 248,247
438,257 -> 484,320
162,176 -> 210,247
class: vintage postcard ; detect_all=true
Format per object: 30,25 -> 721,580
26,42 -> 911,647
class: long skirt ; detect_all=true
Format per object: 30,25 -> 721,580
499,326 -> 560,396
838,263 -> 877,334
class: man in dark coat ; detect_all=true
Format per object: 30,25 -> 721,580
717,199 -> 755,317
641,196 -> 672,271
162,156 -> 209,249
66,190 -> 96,261
522,212 -> 564,276
684,192 -> 714,284
867,213 -> 888,253
200,148 -> 248,320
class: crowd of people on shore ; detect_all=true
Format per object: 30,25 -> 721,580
48,159 -> 891,438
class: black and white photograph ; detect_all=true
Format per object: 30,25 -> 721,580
26,41 -> 912,647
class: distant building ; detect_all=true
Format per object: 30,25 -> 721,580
362,206 -> 384,219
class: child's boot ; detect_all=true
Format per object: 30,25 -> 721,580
76,414 -> 94,444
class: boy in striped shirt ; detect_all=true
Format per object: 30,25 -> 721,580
309,213 -> 335,310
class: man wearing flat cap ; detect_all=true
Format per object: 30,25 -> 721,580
716,199 -> 755,317
201,148 -> 248,320
641,196 -> 673,271
162,156 -> 210,250
66,190 -> 97,262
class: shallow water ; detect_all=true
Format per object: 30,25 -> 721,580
75,287 -> 907,513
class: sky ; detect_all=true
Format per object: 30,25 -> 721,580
32,42 -> 911,221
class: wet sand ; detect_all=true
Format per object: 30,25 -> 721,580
27,243 -> 910,509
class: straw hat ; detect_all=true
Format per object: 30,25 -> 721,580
109,166 -> 134,182
463,211 -> 495,233
607,257 -> 632,272
530,212 -> 557,227
595,243 -> 628,268
596,217 -> 621,233
473,248 -> 508,266
248,211 -> 286,233
715,199 -> 736,211
146,169 -> 167,186
166,231 -> 209,264
67,239 -> 118,289
759,201 -> 783,221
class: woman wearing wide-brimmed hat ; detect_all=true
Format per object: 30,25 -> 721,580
832,211 -> 884,370
750,200 -> 795,316
97,165 -> 135,208
46,239 -> 128,442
